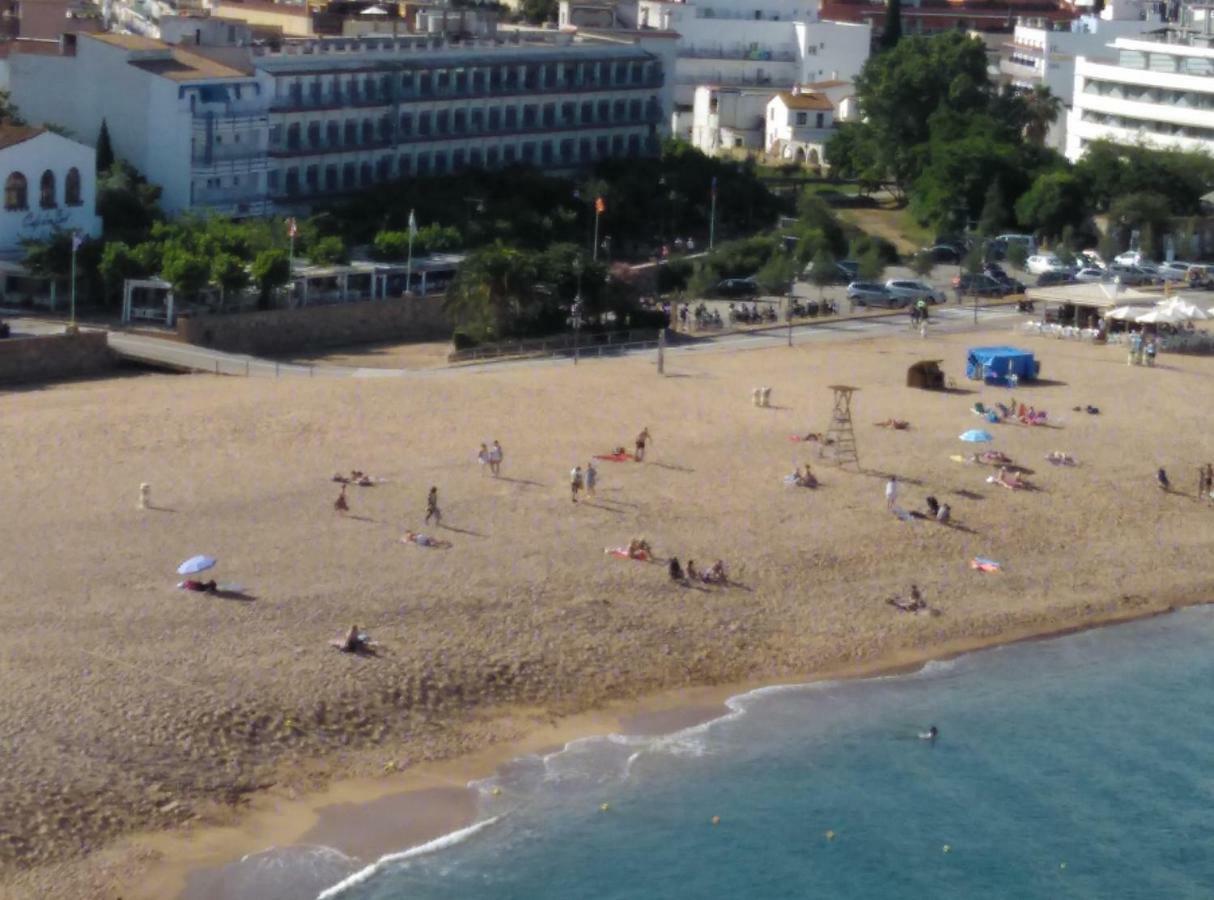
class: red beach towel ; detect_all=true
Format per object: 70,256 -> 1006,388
595,452 -> 636,462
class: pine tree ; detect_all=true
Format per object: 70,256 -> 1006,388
880,0 -> 903,51
96,119 -> 115,175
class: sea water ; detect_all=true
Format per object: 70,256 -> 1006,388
280,607 -> 1214,899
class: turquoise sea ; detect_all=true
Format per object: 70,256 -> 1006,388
217,606 -> 1214,899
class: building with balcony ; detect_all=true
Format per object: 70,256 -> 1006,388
820,0 -> 1082,39
632,0 -> 869,136
690,84 -> 769,154
764,87 -> 832,164
7,22 -> 675,216
1067,8 -> 1214,160
0,125 -> 101,258
998,1 -> 1164,150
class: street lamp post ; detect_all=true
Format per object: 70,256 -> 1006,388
572,257 -> 584,366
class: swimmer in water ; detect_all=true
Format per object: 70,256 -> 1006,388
919,725 -> 938,741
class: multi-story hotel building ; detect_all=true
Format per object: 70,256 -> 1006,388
8,16 -> 676,215
1067,5 -> 1214,159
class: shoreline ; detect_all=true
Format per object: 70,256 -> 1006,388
126,594 -> 1192,900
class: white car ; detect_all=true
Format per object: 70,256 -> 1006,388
1026,254 -> 1067,275
885,279 -> 945,304
1114,250 -> 1145,266
1074,267 -> 1106,283
1157,261 -> 1194,282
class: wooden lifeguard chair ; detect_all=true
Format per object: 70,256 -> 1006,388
820,384 -> 860,469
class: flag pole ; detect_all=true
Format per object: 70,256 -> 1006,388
407,208 -> 416,295
709,177 -> 717,251
70,234 -> 78,328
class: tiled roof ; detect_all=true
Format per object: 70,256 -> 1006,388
0,124 -> 47,150
774,91 -> 833,111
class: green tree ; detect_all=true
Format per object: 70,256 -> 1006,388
755,250 -> 798,295
910,250 -> 935,279
808,246 -> 838,301
309,235 -> 347,265
963,243 -> 985,280
161,247 -> 210,301
251,249 -> 291,310
1020,85 -> 1062,147
880,0 -> 903,51
1108,192 -> 1171,258
211,252 -> 250,306
21,232 -> 75,281
857,246 -> 885,281
1005,241 -> 1029,271
1014,170 -> 1090,242
96,119 -> 115,174
445,243 -> 538,340
976,180 -> 1009,236
372,230 -> 411,260
97,241 -> 150,305
0,89 -> 24,126
521,0 -> 556,22
97,160 -> 162,244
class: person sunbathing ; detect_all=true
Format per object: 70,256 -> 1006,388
402,530 -> 450,548
332,473 -> 350,483
1045,451 -> 1075,466
979,450 -> 1011,464
704,560 -> 728,584
627,538 -> 653,560
798,466 -> 819,488
936,503 -> 951,524
669,557 -> 685,582
875,418 -> 910,430
179,579 -> 217,593
332,624 -> 374,654
992,466 -> 1027,490
887,586 -> 927,612
925,495 -> 940,517
686,559 -> 700,581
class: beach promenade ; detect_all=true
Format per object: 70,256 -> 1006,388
2,322 -> 1211,899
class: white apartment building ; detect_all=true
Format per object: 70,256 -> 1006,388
9,24 -> 676,216
633,0 -> 868,135
764,88 -> 832,163
1067,20 -> 1214,160
999,0 -> 1164,150
0,125 -> 101,258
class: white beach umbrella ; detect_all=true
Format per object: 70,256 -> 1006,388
1106,306 -> 1146,321
1156,297 -> 1209,321
1135,308 -> 1182,325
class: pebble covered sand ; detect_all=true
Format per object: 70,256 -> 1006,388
2,326 -> 1212,898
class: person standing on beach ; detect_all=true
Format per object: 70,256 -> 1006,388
885,475 -> 898,510
585,460 -> 597,498
425,486 -> 441,525
334,484 -> 349,515
477,443 -> 489,476
489,440 -> 503,477
570,465 -> 583,503
635,428 -> 652,462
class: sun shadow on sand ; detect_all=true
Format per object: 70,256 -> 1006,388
213,589 -> 256,602
953,489 -> 985,500
439,524 -> 486,537
146,506 -> 177,513
494,476 -> 546,487
580,501 -> 624,515
650,461 -> 695,473
342,514 -> 379,523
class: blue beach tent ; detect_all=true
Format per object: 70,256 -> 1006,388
965,346 -> 1039,383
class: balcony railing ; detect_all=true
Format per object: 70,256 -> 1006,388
678,46 -> 797,62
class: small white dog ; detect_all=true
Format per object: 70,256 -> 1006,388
752,387 -> 763,407
139,483 -> 150,510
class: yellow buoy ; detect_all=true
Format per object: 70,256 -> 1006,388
711,816 -> 721,826
825,830 -> 836,841
600,803 -> 610,812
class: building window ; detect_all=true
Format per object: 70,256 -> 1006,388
595,135 -> 608,157
452,148 -> 466,170
307,122 -> 321,147
418,111 -> 432,136
504,107 -> 517,129
305,165 -> 318,190
287,123 -> 301,150
597,100 -> 609,122
344,120 -> 357,145
541,142 -> 553,165
629,99 -> 641,122
579,137 -> 591,160
64,168 -> 82,207
433,151 -> 448,174
580,101 -> 592,124
4,171 -> 26,210
343,163 -> 356,188
362,119 -> 374,144
327,121 -> 340,146
611,134 -> 624,154
400,112 -> 413,136
360,162 -> 373,185
436,110 -> 450,134
561,102 -> 575,124
39,170 -> 55,208
417,152 -> 431,175
524,65 -> 538,89
454,69 -> 467,93
815,112 -> 824,128
399,153 -> 412,176
522,142 -> 536,163
325,166 -> 338,191
472,69 -> 486,92
627,134 -> 640,156
453,109 -> 467,134
379,116 -> 391,142
401,71 -> 415,95
285,168 -> 299,196
469,147 -> 483,168
502,144 -> 516,164
522,105 -> 537,128
419,72 -> 433,96
470,108 -> 484,133
376,157 -> 391,181
267,170 -> 279,192
436,70 -> 450,93
613,100 -> 626,122
560,139 -> 574,163
486,146 -> 499,167
505,66 -> 518,90
796,112 -> 807,125
542,104 -> 555,127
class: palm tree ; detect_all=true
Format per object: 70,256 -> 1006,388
1022,85 -> 1063,147
444,243 -> 536,341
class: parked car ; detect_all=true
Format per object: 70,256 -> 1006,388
1114,250 -> 1145,266
803,259 -> 859,284
1026,254 -> 1068,275
712,277 -> 759,297
1105,264 -> 1153,286
885,279 -> 945,304
921,244 -> 962,264
1073,267 -> 1106,283
1035,270 -> 1077,287
1156,262 -> 1192,282
847,281 -> 903,307
951,273 -> 1008,297
996,233 -> 1037,256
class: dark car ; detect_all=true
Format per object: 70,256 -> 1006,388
951,273 -> 1007,297
713,277 -> 759,297
1105,264 -> 1152,287
803,259 -> 858,285
1036,271 -> 1077,287
922,244 -> 962,264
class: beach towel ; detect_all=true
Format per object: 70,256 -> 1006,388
606,547 -> 649,561
893,507 -> 915,522
595,452 -> 636,462
949,454 -> 970,464
970,557 -> 1001,572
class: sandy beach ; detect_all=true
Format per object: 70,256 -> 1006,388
2,323 -> 1213,899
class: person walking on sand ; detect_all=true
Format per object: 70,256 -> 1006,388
477,443 -> 490,476
489,440 -> 504,477
425,486 -> 442,525
570,465 -> 583,503
885,475 -> 898,510
334,484 -> 349,515
635,427 -> 652,462
1157,468 -> 1170,492
585,460 -> 598,498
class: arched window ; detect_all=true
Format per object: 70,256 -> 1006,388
40,169 -> 55,208
4,172 -> 27,210
65,168 -> 82,207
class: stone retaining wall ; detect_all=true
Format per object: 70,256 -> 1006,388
0,331 -> 115,384
176,297 -> 451,356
